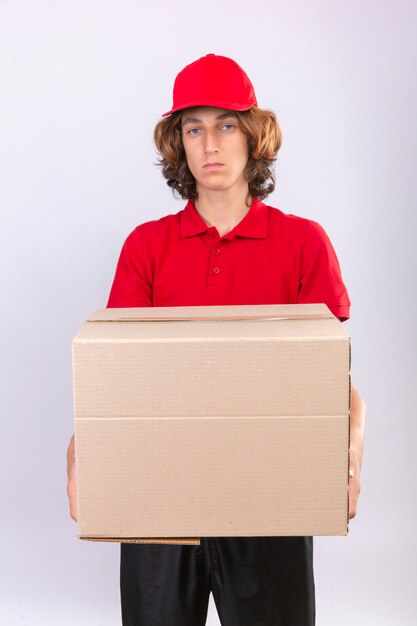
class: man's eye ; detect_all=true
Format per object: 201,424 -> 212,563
222,124 -> 234,130
188,128 -> 201,135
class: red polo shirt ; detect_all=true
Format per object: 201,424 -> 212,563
106,197 -> 351,320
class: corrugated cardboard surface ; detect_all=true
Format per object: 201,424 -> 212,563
72,303 -> 351,543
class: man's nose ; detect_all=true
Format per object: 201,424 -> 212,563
204,129 -> 219,153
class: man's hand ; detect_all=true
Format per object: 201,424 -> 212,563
66,434 -> 78,522
348,383 -> 366,520
348,462 -> 361,520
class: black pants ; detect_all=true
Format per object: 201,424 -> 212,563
120,536 -> 315,626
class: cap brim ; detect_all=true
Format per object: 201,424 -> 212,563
161,100 -> 257,117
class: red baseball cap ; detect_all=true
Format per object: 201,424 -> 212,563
162,53 -> 258,117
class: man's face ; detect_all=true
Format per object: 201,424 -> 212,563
181,106 -> 249,196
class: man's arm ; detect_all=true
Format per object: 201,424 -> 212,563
349,382 -> 366,519
67,228 -> 153,522
66,434 -> 77,522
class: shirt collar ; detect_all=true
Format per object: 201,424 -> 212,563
180,197 -> 269,240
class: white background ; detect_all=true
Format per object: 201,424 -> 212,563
1,1 -> 416,624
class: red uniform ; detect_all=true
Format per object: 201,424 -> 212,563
107,196 -> 350,626
107,197 -> 350,320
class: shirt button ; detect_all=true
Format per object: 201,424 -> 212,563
214,247 -> 221,254
213,267 -> 220,274
208,233 -> 216,240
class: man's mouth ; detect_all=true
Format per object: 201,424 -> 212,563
203,162 -> 225,170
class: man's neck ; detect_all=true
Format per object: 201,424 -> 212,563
194,185 -> 252,238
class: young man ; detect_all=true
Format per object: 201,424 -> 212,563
67,54 -> 365,626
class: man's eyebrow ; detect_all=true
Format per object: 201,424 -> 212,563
216,112 -> 238,120
181,116 -> 202,125
182,112 -> 238,125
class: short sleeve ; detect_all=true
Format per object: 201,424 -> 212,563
106,228 -> 152,308
298,221 -> 351,321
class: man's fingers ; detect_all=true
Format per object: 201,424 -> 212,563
348,475 -> 361,519
67,443 -> 78,523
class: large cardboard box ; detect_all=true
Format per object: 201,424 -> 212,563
72,303 -> 351,544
